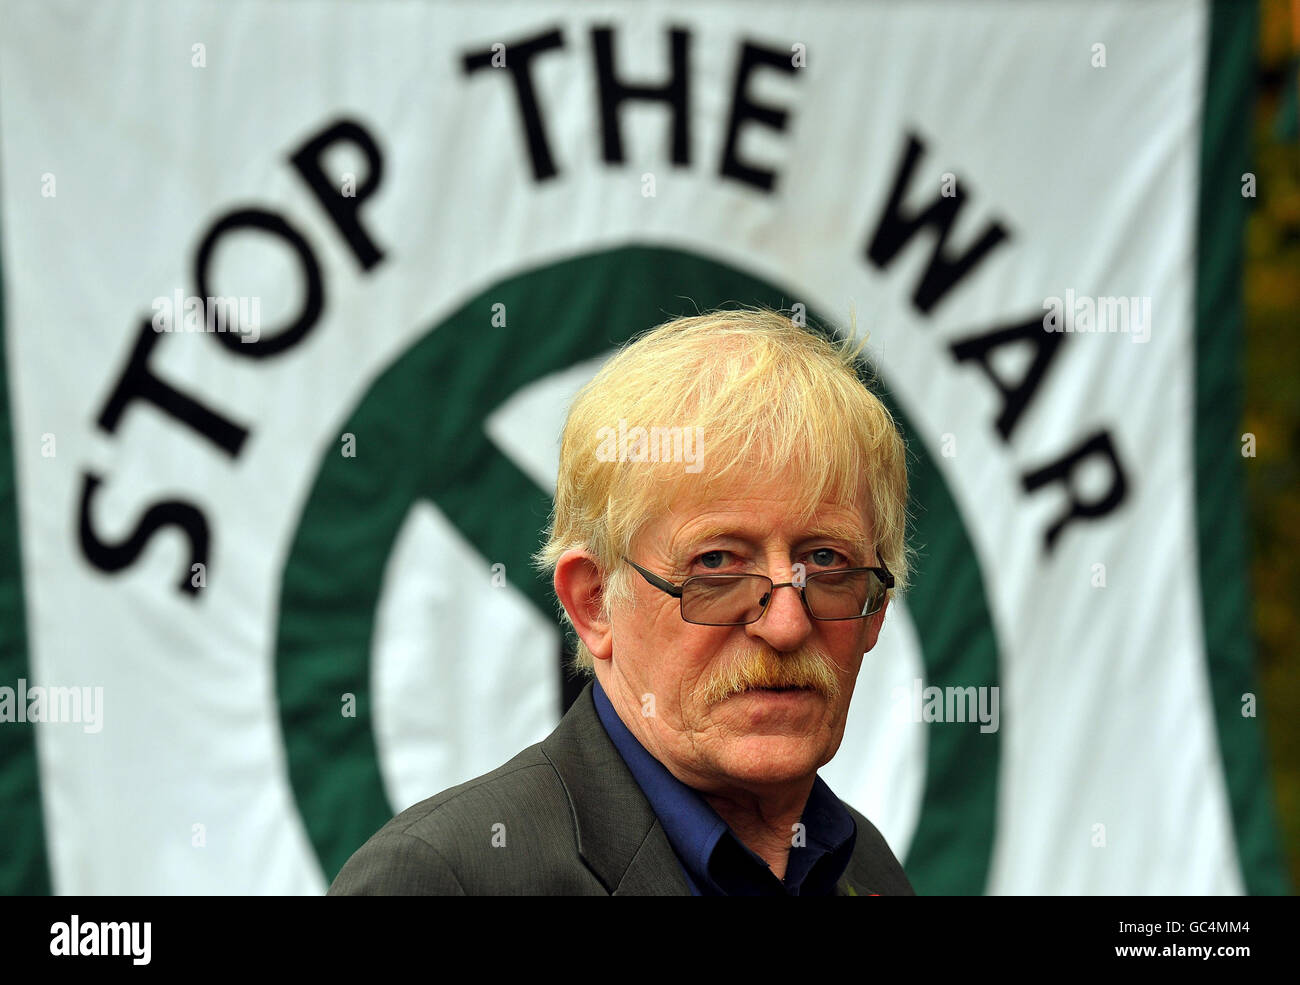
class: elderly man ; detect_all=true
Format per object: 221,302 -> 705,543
329,307 -> 914,896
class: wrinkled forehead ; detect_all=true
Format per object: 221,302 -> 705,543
629,467 -> 874,558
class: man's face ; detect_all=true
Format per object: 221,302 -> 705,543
598,475 -> 889,797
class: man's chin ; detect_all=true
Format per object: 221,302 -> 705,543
706,734 -> 831,788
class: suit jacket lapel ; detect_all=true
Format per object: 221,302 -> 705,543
542,682 -> 691,896
610,821 -> 691,896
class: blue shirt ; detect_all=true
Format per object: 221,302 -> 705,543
592,678 -> 857,896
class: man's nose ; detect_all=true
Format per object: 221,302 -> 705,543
746,579 -> 813,650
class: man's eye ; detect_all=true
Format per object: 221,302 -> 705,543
697,550 -> 731,569
807,548 -> 846,568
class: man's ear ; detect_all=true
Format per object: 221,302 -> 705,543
862,594 -> 890,652
553,549 -> 614,661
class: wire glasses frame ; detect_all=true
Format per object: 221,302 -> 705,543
622,555 -> 895,626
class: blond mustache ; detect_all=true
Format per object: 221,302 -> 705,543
694,644 -> 842,706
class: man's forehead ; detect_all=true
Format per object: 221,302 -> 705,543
670,514 -> 870,546
644,480 -> 872,552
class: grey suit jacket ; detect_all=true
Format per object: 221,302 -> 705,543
328,682 -> 915,896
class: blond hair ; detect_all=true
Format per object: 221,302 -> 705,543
533,307 -> 911,674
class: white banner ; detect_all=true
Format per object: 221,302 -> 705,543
0,0 -> 1284,894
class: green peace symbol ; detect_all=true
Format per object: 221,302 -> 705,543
274,244 -> 1001,894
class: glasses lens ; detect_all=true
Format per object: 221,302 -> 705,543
804,569 -> 885,619
681,575 -> 770,625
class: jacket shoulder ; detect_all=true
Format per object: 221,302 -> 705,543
328,742 -> 602,896
841,803 -> 916,896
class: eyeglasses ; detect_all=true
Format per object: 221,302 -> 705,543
622,556 -> 894,626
